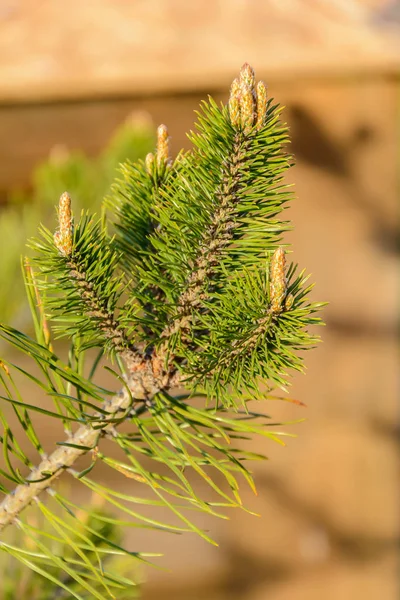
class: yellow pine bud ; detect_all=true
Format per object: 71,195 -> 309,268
269,247 -> 287,313
284,293 -> 294,311
145,152 -> 155,174
240,81 -> 255,134
156,124 -> 171,168
229,78 -> 241,128
256,81 -> 268,130
239,63 -> 256,93
54,192 -> 73,256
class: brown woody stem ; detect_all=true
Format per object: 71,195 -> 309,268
161,133 -> 249,341
0,386 -> 131,531
0,258 -> 178,531
0,364 -> 178,531
67,258 -> 139,367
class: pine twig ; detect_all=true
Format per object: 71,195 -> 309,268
160,134 -> 249,341
0,191 -> 181,531
0,367 -> 177,531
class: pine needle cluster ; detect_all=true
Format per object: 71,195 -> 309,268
0,64 -> 324,598
0,114 -> 155,326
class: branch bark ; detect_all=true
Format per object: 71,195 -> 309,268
0,364 -> 176,532
0,387 -> 129,531
161,134 -> 249,342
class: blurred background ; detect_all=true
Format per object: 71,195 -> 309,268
0,1 -> 399,599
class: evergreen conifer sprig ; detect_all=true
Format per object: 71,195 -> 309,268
0,64 -> 324,598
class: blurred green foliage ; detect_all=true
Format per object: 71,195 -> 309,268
1,500 -> 141,599
0,114 -> 155,326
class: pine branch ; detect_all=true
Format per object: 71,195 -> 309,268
0,190 -> 184,532
0,385 -> 136,532
0,326 -> 182,532
0,63 -> 325,598
160,133 -> 251,342
138,64 -> 298,398
107,124 -> 177,276
36,195 -> 142,360
66,256 -> 132,356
